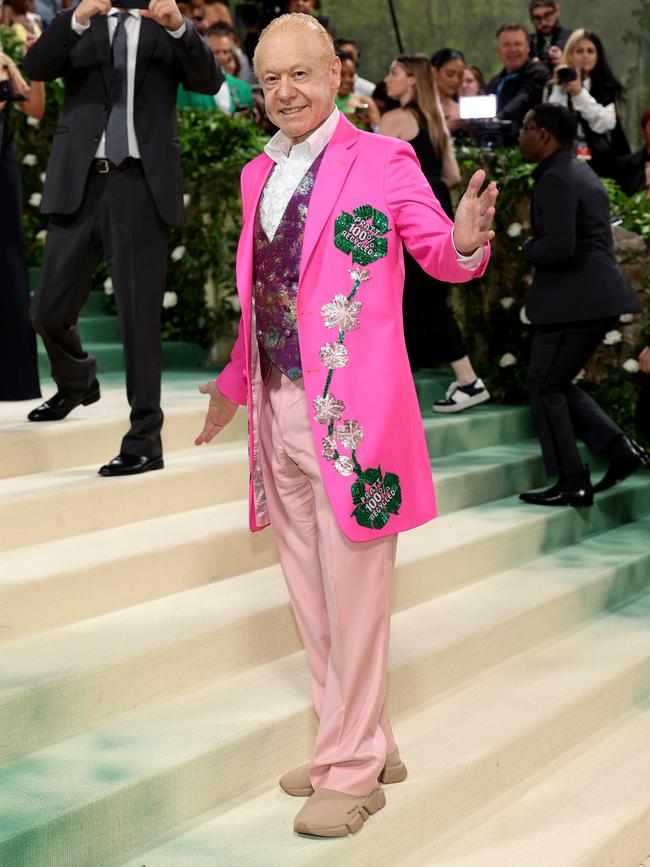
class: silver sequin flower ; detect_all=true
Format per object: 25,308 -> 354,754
319,342 -> 349,369
334,419 -> 364,450
348,267 -> 371,284
322,436 -> 337,460
321,294 -> 362,332
334,456 -> 355,476
313,393 -> 345,425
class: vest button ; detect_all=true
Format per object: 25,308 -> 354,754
285,329 -> 291,337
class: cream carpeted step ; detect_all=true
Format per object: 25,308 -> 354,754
2,526 -> 650,867
406,706 -> 650,866
2,467 -> 648,647
0,383 -> 532,481
99,589 -> 650,867
4,509 -> 649,761
0,380 -> 248,480
0,444 -> 249,552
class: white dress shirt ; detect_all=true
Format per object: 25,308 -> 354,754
71,9 -> 187,160
548,79 -> 617,136
260,105 -> 485,266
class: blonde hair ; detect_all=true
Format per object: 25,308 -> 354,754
253,13 -> 335,76
560,28 -> 590,66
395,53 -> 449,161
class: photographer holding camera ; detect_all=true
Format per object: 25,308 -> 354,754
548,28 -> 629,178
0,32 -> 44,401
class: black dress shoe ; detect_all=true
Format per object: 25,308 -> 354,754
98,453 -> 164,477
593,434 -> 648,493
520,467 -> 593,507
28,379 -> 100,422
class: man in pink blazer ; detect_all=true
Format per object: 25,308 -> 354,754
195,13 -> 497,838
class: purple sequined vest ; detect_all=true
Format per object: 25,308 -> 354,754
254,151 -> 325,381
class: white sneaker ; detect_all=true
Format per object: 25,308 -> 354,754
433,378 -> 491,414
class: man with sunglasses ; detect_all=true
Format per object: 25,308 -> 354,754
528,1 -> 571,73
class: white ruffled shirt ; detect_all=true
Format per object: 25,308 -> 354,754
260,106 -> 484,268
548,79 -> 617,137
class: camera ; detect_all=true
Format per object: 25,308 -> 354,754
557,66 -> 578,84
0,78 -> 27,103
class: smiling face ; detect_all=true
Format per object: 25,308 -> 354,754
384,60 -> 415,103
207,34 -> 234,72
497,28 -> 530,74
570,38 -> 598,75
339,58 -> 357,98
256,22 -> 340,144
434,58 -> 464,99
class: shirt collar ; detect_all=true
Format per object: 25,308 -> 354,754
108,7 -> 140,18
264,106 -> 340,165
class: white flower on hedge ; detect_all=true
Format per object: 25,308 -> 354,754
507,222 -> 522,237
623,358 -> 640,373
500,296 -> 515,309
499,353 -> 517,368
226,294 -> 240,312
171,245 -> 186,262
523,273 -> 533,286
572,368 -> 586,383
619,313 -> 635,324
29,192 -> 42,207
22,153 -> 37,166
163,291 -> 178,309
36,229 -> 47,243
39,172 -> 46,184
520,306 -> 531,325
103,277 -> 114,295
603,329 -> 622,345
183,194 -> 191,208
26,116 -> 40,127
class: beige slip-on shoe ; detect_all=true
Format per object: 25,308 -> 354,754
279,748 -> 408,797
294,786 -> 386,837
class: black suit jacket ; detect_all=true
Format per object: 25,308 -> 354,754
487,60 -> 549,144
524,148 -> 640,324
615,148 -> 649,197
22,10 -> 221,226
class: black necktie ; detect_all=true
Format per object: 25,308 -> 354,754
105,12 -> 129,166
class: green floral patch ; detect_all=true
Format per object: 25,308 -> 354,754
351,467 -> 402,530
334,205 -> 390,265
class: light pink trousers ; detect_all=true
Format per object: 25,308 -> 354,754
258,366 -> 398,796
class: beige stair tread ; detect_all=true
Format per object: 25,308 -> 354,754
106,591 -> 650,867
409,706 -> 650,866
0,444 -> 249,551
3,511 -> 649,764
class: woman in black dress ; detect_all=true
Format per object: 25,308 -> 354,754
0,36 -> 43,400
379,53 -> 489,413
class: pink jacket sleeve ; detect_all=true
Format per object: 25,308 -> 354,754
215,305 -> 248,406
384,139 -> 489,283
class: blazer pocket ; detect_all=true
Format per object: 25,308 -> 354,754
54,125 -> 69,134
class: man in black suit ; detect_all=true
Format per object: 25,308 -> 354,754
487,22 -> 549,146
528,1 -> 571,74
518,103 -> 647,507
23,0 -> 221,475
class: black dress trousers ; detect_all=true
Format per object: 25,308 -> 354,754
526,317 -> 623,478
30,163 -> 168,458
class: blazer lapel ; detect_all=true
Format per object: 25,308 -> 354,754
134,17 -> 160,96
90,15 -> 112,98
299,115 -> 358,283
236,155 -> 275,311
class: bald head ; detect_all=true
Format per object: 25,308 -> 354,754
253,13 -> 335,77
254,13 -> 340,145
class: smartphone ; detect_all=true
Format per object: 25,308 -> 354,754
112,0 -> 150,9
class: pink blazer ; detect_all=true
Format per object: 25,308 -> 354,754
217,114 -> 489,542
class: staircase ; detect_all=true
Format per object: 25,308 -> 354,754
1,372 -> 649,867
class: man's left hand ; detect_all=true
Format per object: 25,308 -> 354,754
453,169 -> 498,256
141,0 -> 183,30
